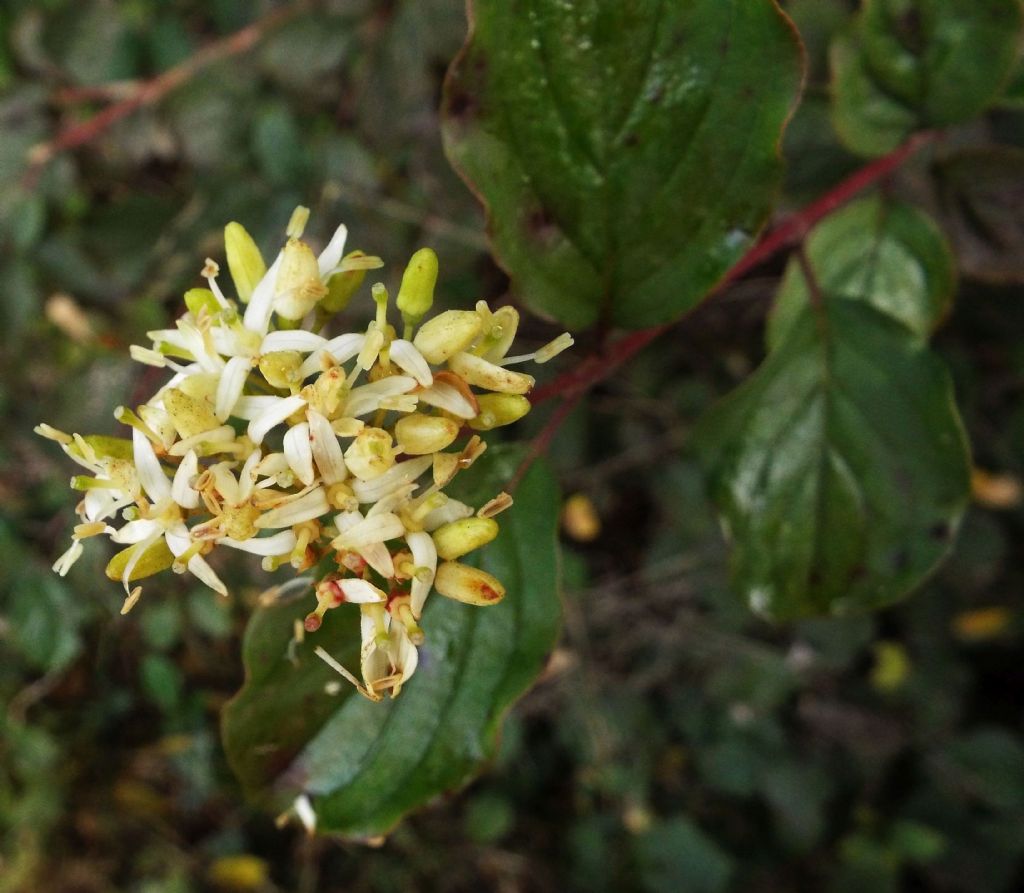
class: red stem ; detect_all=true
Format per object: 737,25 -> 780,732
24,3 -> 307,185
531,130 -> 936,407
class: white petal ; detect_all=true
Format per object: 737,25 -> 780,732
308,410 -> 346,484
216,356 -> 252,422
219,530 -> 297,555
284,423 -> 315,487
361,613 -> 391,686
357,542 -> 395,578
232,396 -> 281,421
53,540 -> 84,577
111,518 -> 162,544
247,395 -> 307,444
317,222 -> 348,276
389,340 -> 433,387
339,578 -> 387,604
261,330 -> 328,353
243,250 -> 284,337
187,553 -> 228,596
255,487 -> 329,528
388,624 -> 419,683
416,380 -> 477,419
256,452 -> 291,476
167,425 -> 236,457
299,333 -> 365,379
332,512 -> 405,549
406,530 -> 437,617
344,376 -> 417,418
421,498 -> 474,531
171,450 -> 200,509
351,456 -> 433,504
132,428 -> 171,502
334,510 -> 363,533
237,449 -> 263,501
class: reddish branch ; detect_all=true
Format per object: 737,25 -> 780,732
24,2 -> 308,184
530,130 -> 936,407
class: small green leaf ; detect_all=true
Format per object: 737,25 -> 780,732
768,196 -> 955,347
442,0 -> 804,329
695,298 -> 970,620
934,147 -> 1024,283
221,446 -> 561,837
831,0 -> 1023,156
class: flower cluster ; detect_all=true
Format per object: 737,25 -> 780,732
37,207 -> 571,700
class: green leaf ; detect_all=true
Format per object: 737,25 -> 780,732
221,447 -> 561,837
442,0 -> 803,329
767,196 -> 955,347
831,0 -> 1023,156
694,296 -> 970,620
634,817 -> 734,893
934,147 -> 1024,283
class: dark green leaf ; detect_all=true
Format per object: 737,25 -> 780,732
6,574 -> 83,673
221,447 -> 561,837
831,0 -> 1023,156
768,196 -> 955,346
934,147 -> 1024,283
442,0 -> 804,328
695,298 -> 970,620
634,817 -> 734,893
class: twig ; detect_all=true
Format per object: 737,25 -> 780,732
24,2 -> 309,185
531,130 -> 936,407
510,390 -> 585,490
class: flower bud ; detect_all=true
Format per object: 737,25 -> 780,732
344,427 -> 395,480
479,305 -> 519,361
322,251 -> 373,313
274,240 -> 328,321
224,222 -> 266,304
259,350 -> 304,390
105,538 -> 175,582
394,413 -> 459,455
434,561 -> 505,605
184,287 -> 221,317
448,352 -> 535,394
469,393 -> 531,430
432,517 -> 499,560
396,247 -> 438,327
412,310 -> 483,364
163,387 -> 219,438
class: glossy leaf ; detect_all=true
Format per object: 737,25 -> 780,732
831,0 -> 1022,157
442,0 -> 803,329
221,446 -> 561,837
695,299 -> 970,620
934,148 -> 1024,283
768,195 -> 954,347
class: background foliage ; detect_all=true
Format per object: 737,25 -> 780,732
3,0 -> 1024,891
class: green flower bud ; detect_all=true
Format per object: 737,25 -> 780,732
259,350 -> 304,390
396,247 -> 438,328
412,310 -> 483,364
469,393 -> 531,431
105,538 -> 175,582
163,387 -> 219,439
224,222 -> 266,304
432,517 -> 499,560
434,561 -> 506,605
184,287 -> 221,317
394,413 -> 460,455
322,251 -> 371,313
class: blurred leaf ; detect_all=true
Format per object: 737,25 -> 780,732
831,0 -> 1023,156
253,102 -> 307,186
187,589 -> 233,639
141,600 -> 182,652
6,573 -> 82,673
761,761 -> 830,851
935,728 -> 1024,811
222,447 -> 561,836
695,297 -> 970,619
140,653 -> 183,713
768,196 -> 955,346
633,817 -> 734,893
442,0 -> 804,328
463,791 -> 514,844
934,147 -> 1024,283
